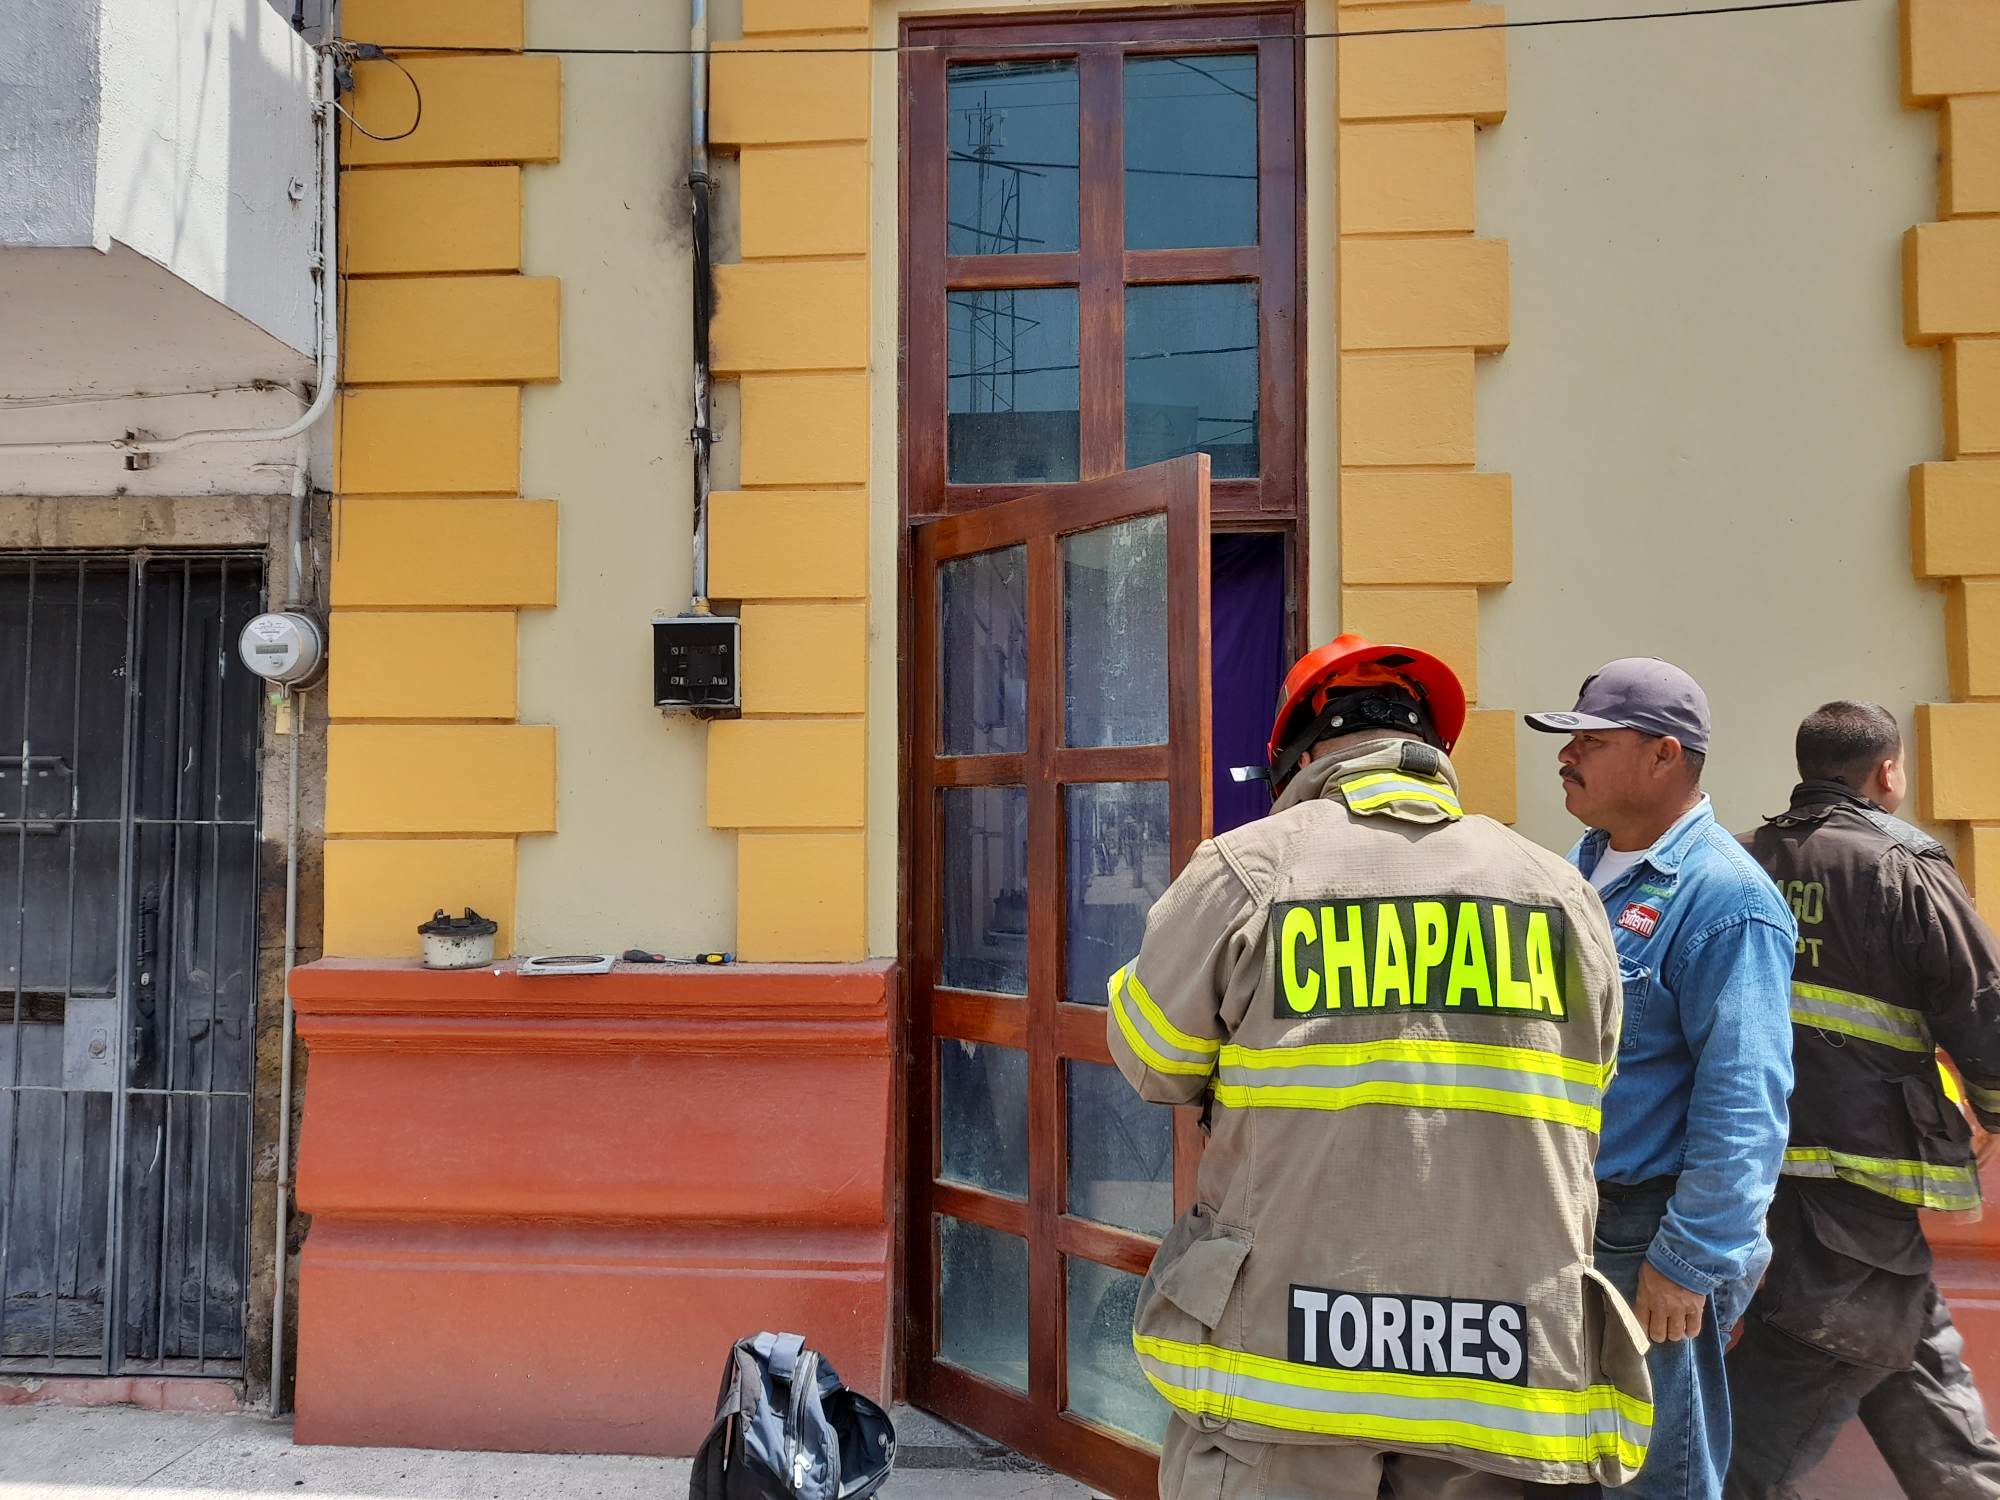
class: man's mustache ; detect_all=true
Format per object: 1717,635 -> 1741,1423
1560,769 -> 1583,787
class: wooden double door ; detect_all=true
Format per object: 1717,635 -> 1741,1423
907,456 -> 1214,1496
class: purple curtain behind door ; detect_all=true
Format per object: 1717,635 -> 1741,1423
1210,534 -> 1289,835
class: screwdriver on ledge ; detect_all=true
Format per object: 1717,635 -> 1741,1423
623,949 -> 734,965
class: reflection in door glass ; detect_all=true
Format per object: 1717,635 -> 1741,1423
940,546 -> 1028,756
948,61 -> 1080,256
1126,283 -> 1259,479
939,1040 -> 1029,1199
1066,1257 -> 1170,1445
949,288 -> 1081,484
940,787 -> 1030,995
1065,1060 -> 1172,1235
939,1216 -> 1031,1392
1063,515 -> 1168,748
1064,781 -> 1168,1006
1124,54 -> 1257,251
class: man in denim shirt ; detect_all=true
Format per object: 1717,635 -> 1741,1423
1528,659 -> 1795,1500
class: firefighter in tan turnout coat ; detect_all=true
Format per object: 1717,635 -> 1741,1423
1110,635 -> 1653,1499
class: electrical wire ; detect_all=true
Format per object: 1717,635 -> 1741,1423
327,46 -> 422,141
352,0 -> 1865,57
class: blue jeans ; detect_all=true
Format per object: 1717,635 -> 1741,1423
1595,1182 -> 1738,1500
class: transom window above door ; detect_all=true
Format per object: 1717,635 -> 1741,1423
905,8 -> 1301,518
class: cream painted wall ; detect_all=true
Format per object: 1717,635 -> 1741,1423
1479,0 -> 1944,854
515,0 -> 742,956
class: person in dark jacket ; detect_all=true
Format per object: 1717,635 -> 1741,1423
1726,701 -> 2000,1500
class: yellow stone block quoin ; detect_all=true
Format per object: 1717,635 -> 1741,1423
338,0 -> 524,51
340,167 -> 522,276
740,145 -> 871,259
1338,5 -> 1507,124
709,50 -> 870,147
1340,472 -> 1513,586
743,0 -> 872,32
1911,461 -> 2000,578
327,724 -> 557,835
1340,353 -> 1476,467
1962,824 -> 2000,919
343,276 -> 560,386
331,498 -> 558,609
1453,710 -> 1518,825
740,373 -> 870,487
1946,340 -> 2000,458
736,832 -> 868,962
712,262 -> 870,374
334,386 -> 522,495
324,838 -> 519,958
1904,0 -> 2000,105
1340,122 -> 1477,235
1340,587 -> 1481,701
707,491 -> 868,600
1341,238 -> 1510,353
1944,96 -> 2000,218
1946,580 -> 2000,701
341,56 -> 560,167
740,603 -> 868,715
329,611 -> 519,721
707,719 -> 866,829
1918,702 -> 2000,822
1905,221 -> 2000,345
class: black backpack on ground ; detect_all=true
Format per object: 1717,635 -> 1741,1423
688,1331 -> 896,1500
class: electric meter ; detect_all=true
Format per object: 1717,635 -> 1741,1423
238,612 -> 325,686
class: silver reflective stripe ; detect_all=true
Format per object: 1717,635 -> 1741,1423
1789,983 -> 1931,1054
1339,771 -> 1464,821
1215,1056 -> 1599,1113
1781,1147 -> 1982,1212
1133,1335 -> 1650,1468
1108,962 -> 1219,1078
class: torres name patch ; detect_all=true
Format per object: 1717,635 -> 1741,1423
1271,898 -> 1568,1020
1289,1286 -> 1529,1385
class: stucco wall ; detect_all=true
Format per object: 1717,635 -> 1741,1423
1479,0 -> 1945,852
0,0 -> 102,246
96,0 -> 319,354
514,0 -> 736,956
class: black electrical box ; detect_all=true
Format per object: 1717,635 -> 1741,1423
653,614 -> 740,712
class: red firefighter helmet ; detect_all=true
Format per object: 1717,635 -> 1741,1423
1266,634 -> 1467,789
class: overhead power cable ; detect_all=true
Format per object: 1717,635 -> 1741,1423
343,0 -> 1866,58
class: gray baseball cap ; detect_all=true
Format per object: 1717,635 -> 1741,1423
1524,657 -> 1711,755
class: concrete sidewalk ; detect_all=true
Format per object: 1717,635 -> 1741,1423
0,1406 -> 1109,1500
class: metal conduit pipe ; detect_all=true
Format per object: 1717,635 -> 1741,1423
270,685 -> 306,1415
0,49 -> 340,460
689,0 -> 714,610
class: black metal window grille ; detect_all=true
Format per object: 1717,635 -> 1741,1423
0,552 -> 264,1376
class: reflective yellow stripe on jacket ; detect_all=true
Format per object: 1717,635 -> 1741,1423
1134,1332 -> 1650,1472
1211,1037 -> 1608,1134
1338,771 -> 1464,821
1789,982 -> 1931,1054
1781,1146 -> 1982,1213
1108,962 -> 1220,1078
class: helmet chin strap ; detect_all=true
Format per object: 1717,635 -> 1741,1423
1268,686 -> 1442,794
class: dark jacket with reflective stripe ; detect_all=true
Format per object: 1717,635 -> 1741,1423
1741,783 -> 2000,1209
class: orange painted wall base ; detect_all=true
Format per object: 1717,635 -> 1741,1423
291,960 -> 895,1456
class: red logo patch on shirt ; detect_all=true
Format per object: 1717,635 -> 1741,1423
1617,902 -> 1661,939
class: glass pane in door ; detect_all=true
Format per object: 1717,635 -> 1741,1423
1064,781 -> 1169,1005
940,786 -> 1029,994
1066,1257 -> 1171,1444
1063,515 -> 1168,747
939,1040 -> 1030,1198
1065,1060 -> 1171,1235
940,546 -> 1028,755
939,1215 -> 1031,1391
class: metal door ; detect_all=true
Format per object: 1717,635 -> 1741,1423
0,554 -> 264,1375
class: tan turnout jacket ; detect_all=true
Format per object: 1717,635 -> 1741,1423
1109,740 -> 1653,1487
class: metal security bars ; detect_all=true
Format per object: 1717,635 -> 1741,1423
0,553 -> 264,1377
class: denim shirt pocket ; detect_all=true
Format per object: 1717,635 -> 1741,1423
1616,955 -> 1653,1042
